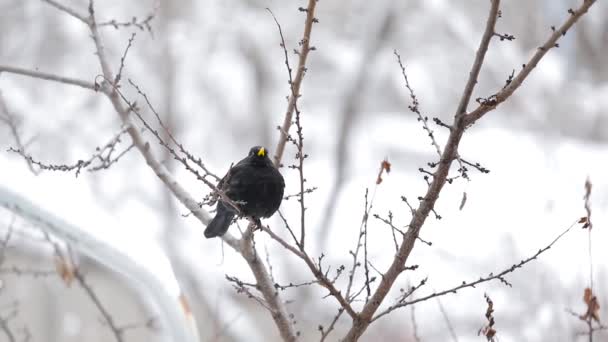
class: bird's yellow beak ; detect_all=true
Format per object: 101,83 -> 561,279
257,147 -> 266,157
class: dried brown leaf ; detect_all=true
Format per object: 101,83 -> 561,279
54,255 -> 74,287
376,158 -> 392,184
583,288 -> 601,323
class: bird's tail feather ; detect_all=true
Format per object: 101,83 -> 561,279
204,203 -> 235,238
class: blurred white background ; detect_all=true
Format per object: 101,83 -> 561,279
0,0 -> 607,341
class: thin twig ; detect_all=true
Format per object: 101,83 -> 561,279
394,50 -> 442,157
8,127 -> 133,177
0,267 -> 56,278
373,212 -> 405,252
0,65 -> 96,90
41,0 -> 88,23
319,308 -> 345,342
464,0 -> 597,126
261,225 -> 304,259
263,223 -> 358,319
583,178 -> 594,291
43,229 -> 124,342
74,268 -> 124,342
410,304 -> 421,342
0,215 -> 15,265
225,275 -> 272,312
271,0 -> 318,167
436,296 -> 459,342
372,218 -> 578,322
114,33 -> 136,86
267,7 -> 310,249
0,92 -> 39,174
99,10 -> 156,35
0,308 -> 17,342
362,190 -> 372,303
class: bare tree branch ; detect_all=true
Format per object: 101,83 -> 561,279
436,296 -> 459,342
410,304 -> 421,342
40,0 -> 88,23
262,220 -> 358,320
7,127 -> 133,177
343,0 -> 502,335
394,50 -> 442,157
99,11 -> 157,34
272,0 -> 318,167
464,0 -> 597,126
0,92 -> 38,174
0,65 -> 96,90
454,0 -> 501,118
372,218 -> 578,323
341,0 -> 598,339
0,307 -> 17,342
319,308 -> 345,342
0,267 -> 56,277
74,263 -> 125,342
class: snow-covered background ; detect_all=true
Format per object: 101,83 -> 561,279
0,0 -> 607,341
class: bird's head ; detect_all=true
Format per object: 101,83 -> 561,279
248,146 -> 272,165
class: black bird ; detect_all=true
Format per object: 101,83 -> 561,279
204,146 -> 285,238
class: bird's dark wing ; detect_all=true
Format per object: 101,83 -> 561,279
216,161 -> 240,190
216,160 -> 252,197
223,164 -> 250,192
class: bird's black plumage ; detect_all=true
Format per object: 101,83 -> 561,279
204,146 -> 285,238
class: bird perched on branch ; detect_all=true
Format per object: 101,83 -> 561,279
204,146 -> 285,238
